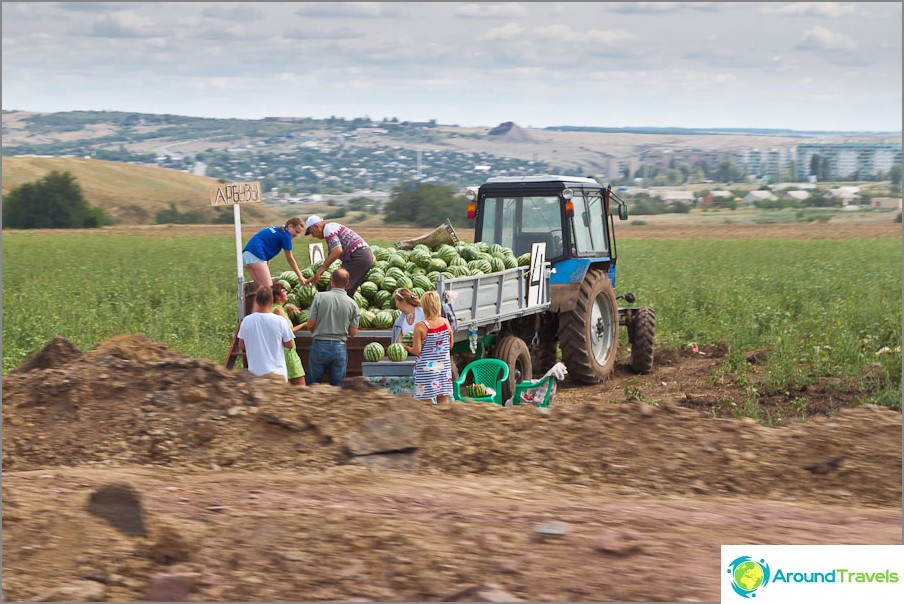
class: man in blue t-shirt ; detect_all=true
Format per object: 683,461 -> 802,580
242,217 -> 305,288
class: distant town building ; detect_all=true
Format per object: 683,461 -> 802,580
795,143 -> 902,180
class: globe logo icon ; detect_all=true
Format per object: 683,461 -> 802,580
727,556 -> 771,598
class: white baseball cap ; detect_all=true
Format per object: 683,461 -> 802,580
304,215 -> 322,235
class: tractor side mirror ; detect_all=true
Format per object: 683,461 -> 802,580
618,205 -> 628,220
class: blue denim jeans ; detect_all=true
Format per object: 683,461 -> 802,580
307,339 -> 348,386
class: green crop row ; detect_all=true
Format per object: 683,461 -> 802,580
2,232 -> 901,409
614,238 -> 902,410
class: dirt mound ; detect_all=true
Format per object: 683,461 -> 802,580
3,335 -> 901,508
487,121 -> 534,143
9,336 -> 83,374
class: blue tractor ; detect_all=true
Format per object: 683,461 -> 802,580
466,175 -> 656,385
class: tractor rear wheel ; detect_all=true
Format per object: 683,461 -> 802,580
630,307 -> 656,374
495,336 -> 532,403
558,269 -> 619,384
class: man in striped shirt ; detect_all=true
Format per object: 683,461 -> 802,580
303,215 -> 375,297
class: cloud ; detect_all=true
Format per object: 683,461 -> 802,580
479,23 -> 526,42
603,2 -> 725,14
455,3 -> 528,18
283,27 -> 365,41
55,2 -> 135,12
201,5 -> 264,21
83,13 -> 162,38
294,2 -> 399,19
761,3 -> 857,17
797,25 -> 857,51
531,25 -> 634,45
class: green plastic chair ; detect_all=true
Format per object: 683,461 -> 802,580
453,358 -> 509,406
512,374 -> 555,408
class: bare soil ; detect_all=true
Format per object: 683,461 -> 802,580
2,332 -> 901,602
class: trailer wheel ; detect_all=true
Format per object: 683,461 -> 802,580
495,336 -> 532,403
630,307 -> 656,374
558,269 -> 618,384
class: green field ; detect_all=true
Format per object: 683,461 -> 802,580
2,232 -> 901,409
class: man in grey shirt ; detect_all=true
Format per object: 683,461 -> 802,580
304,268 -> 360,386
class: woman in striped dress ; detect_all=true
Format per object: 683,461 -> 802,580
403,291 -> 453,403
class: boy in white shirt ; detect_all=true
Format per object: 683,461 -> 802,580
237,286 -> 296,380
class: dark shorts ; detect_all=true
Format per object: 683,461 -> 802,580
342,246 -> 374,297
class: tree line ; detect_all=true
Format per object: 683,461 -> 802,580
3,171 -> 107,229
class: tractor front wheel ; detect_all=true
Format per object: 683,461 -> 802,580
558,269 -> 619,384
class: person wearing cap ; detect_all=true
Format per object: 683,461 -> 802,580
391,288 -> 426,346
302,215 -> 374,297
242,217 -> 305,289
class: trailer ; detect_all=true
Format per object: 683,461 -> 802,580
291,259 -> 551,401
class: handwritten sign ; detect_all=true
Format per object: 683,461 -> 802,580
210,181 -> 262,206
527,242 -> 547,307
308,243 -> 324,265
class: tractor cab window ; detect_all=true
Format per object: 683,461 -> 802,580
479,195 -> 565,259
570,193 -> 609,256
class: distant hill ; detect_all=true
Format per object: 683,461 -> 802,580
546,125 -> 902,137
487,122 -> 534,143
1,156 -> 285,226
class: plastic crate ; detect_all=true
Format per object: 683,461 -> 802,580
361,360 -> 417,378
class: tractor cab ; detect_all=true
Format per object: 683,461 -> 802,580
467,175 -> 628,284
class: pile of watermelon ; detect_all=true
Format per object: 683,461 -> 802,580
276,240 -> 529,329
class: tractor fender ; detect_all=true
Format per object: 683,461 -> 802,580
549,258 -> 592,284
549,260 -> 612,312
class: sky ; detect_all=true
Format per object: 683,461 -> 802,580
2,2 -> 902,132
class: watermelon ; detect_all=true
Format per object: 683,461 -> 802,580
385,266 -> 406,280
296,285 -> 317,307
373,290 -> 391,308
372,246 -> 391,262
412,274 -> 433,291
517,252 -> 531,266
381,276 -> 398,292
317,271 -> 332,291
278,279 -> 291,293
388,254 -> 407,269
402,332 -> 414,346
279,271 -> 300,289
360,281 -> 378,301
363,342 -> 385,362
366,269 -> 385,287
359,310 -> 376,329
465,383 -> 488,398
395,275 -> 413,290
490,257 -> 506,273
353,291 -> 368,309
386,343 -> 407,362
373,311 -> 394,329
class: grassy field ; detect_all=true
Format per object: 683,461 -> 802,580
2,229 -> 901,409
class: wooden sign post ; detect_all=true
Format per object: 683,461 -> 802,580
210,181 -> 263,321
